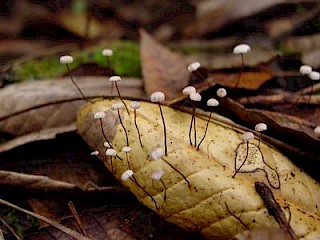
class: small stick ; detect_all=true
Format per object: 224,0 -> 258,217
0,198 -> 91,240
255,181 -> 297,240
68,201 -> 89,237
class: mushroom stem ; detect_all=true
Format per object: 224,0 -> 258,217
134,109 -> 143,148
197,109 -> 212,150
158,103 -> 168,156
66,64 -> 89,102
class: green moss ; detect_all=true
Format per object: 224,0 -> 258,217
14,58 -> 81,81
93,41 -> 141,77
12,40 -> 141,82
5,210 -> 24,238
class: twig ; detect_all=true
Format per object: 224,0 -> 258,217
255,181 -> 297,240
68,201 -> 89,237
0,198 -> 91,240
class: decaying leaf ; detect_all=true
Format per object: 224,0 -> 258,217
207,72 -> 273,90
0,77 -> 143,137
77,99 -> 320,240
140,29 -> 189,100
186,48 -> 279,70
191,0 -> 287,36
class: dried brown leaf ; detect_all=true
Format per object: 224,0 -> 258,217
186,48 -> 278,70
284,33 -> 320,54
25,205 -> 197,240
140,29 -> 189,100
191,0 -> 286,36
0,77 -> 143,137
208,71 -> 273,90
265,6 -> 320,39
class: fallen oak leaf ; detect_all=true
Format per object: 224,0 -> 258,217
77,98 -> 320,239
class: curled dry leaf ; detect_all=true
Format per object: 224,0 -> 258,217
140,29 -> 189,100
0,77 -> 143,137
77,99 -> 320,240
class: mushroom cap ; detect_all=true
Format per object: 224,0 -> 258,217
60,55 -> 74,64
233,44 -> 251,54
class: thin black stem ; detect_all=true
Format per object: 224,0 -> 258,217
225,203 -> 249,230
99,119 -> 113,148
115,82 -> 130,115
193,107 -> 197,147
125,152 -> 131,169
232,141 -> 249,178
117,110 -> 129,146
258,132 -> 262,148
134,109 -> 143,148
162,158 -> 190,187
189,107 -> 194,146
130,178 -> 159,210
160,179 -> 167,201
110,156 -> 114,174
197,109 -> 212,150
235,54 -> 244,89
158,103 -> 168,156
66,64 -> 89,102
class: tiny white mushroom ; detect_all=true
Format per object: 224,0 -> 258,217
121,169 -> 134,181
216,88 -> 227,98
233,44 -> 251,54
104,141 -> 111,148
150,91 -> 165,102
151,147 -> 165,160
109,76 -> 121,82
90,151 -> 99,156
255,123 -> 267,132
59,55 -> 74,64
112,102 -> 124,111
105,148 -> 117,156
94,111 -> 106,119
182,86 -> 196,95
300,65 -> 312,75
189,92 -> 202,102
102,48 -> 113,56
130,101 -> 141,110
151,170 -> 164,181
122,146 -> 132,153
187,62 -> 201,72
242,132 -> 254,141
309,71 -> 320,81
207,98 -> 219,107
